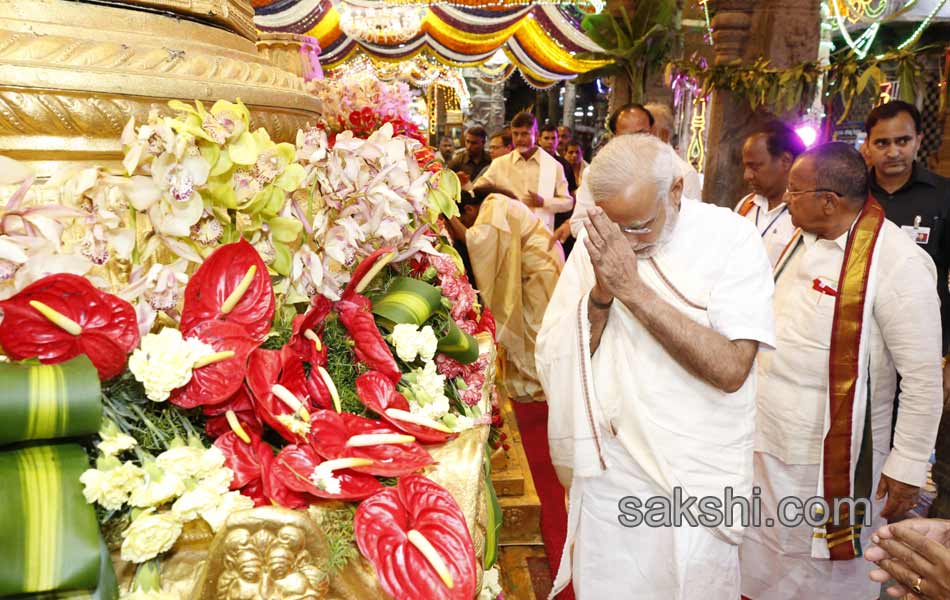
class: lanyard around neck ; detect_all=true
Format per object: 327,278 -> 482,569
755,205 -> 789,238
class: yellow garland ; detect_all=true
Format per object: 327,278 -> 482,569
308,6 -> 609,84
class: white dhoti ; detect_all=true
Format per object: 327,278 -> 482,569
573,436 -> 740,600
537,201 -> 775,599
740,450 -> 886,600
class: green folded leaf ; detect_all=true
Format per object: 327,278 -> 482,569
372,277 -> 444,330
482,452 -> 502,570
0,444 -> 101,595
437,317 -> 479,364
0,355 -> 101,448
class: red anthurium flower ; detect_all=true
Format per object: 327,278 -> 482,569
214,430 -> 311,508
204,387 -> 263,440
245,349 -> 330,443
180,239 -> 275,343
336,297 -> 401,385
258,442 -> 313,509
285,296 -> 332,366
342,247 -> 395,300
169,320 -> 257,409
0,273 -> 139,380
307,410 -> 433,477
214,430 -> 268,505
356,372 -> 454,445
271,444 -> 382,501
354,475 -> 477,600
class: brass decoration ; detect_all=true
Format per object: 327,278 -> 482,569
0,0 -> 321,176
194,506 -> 331,600
116,0 -> 257,41
257,33 -> 320,79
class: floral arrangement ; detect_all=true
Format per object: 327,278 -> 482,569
0,96 -> 502,600
308,74 -> 426,143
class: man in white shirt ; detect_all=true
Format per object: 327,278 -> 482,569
735,120 -> 805,267
740,142 -> 943,599
537,134 -> 775,599
473,112 -> 573,232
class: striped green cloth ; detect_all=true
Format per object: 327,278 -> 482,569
0,356 -> 101,447
0,444 -> 102,596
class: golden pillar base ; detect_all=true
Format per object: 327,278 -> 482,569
0,0 -> 322,177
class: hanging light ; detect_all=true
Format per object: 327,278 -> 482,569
337,0 -> 426,46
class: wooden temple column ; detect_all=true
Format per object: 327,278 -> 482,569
701,0 -> 820,207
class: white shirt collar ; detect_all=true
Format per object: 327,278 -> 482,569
801,217 -> 857,251
752,194 -> 787,215
513,148 -> 542,165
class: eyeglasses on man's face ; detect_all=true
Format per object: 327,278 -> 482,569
784,188 -> 843,198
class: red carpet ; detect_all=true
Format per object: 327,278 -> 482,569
511,400 -> 575,600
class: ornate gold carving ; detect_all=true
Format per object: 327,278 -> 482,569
118,0 -> 257,41
0,0 -> 321,176
257,33 -> 319,79
195,507 -> 330,600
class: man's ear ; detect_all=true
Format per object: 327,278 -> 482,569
669,176 -> 684,207
780,151 -> 795,170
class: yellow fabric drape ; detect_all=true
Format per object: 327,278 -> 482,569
466,194 -> 564,400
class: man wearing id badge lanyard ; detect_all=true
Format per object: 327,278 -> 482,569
863,101 -> 950,519
735,120 -> 806,267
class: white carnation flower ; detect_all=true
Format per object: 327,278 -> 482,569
195,446 -> 227,480
197,466 -> 234,496
416,361 -> 448,405
416,325 -> 438,361
172,485 -> 221,522
155,446 -> 205,481
97,431 -> 138,457
129,468 -> 185,508
127,328 -> 215,402
200,490 -> 254,532
120,508 -> 182,563
80,462 -> 145,511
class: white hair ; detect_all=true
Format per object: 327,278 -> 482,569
644,102 -> 673,136
587,133 -> 674,207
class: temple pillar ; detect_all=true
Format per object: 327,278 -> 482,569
701,0 -> 820,207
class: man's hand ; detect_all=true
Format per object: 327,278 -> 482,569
456,170 -> 470,186
876,473 -> 921,520
523,191 -> 544,208
867,519 -> 950,599
583,207 -> 642,300
549,221 -> 573,250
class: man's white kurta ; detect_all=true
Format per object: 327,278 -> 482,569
536,199 -> 775,599
734,194 -> 797,268
740,219 -> 943,599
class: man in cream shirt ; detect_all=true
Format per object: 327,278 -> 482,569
537,134 -> 775,598
735,120 -> 804,267
740,142 -> 943,598
474,112 -> 573,232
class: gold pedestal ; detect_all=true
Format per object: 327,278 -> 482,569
0,0 -> 321,177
